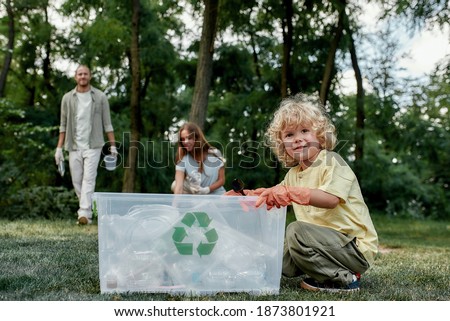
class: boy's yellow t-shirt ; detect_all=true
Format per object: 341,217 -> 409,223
281,150 -> 379,265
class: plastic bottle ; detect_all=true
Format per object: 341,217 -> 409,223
58,161 -> 65,177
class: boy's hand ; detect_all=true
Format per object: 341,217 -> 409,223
255,185 -> 311,210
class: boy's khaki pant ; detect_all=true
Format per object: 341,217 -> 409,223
283,221 -> 370,286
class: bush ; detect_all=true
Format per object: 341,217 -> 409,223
2,186 -> 78,220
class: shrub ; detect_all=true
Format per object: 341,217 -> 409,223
2,186 -> 78,220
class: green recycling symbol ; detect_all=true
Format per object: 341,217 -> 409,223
172,211 -> 218,257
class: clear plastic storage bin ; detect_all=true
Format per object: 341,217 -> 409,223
93,193 -> 286,296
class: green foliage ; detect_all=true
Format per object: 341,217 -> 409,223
136,137 -> 176,194
81,17 -> 129,69
361,138 -> 441,219
213,45 -> 255,93
0,98 -> 69,219
3,186 -> 78,220
381,0 -> 449,29
340,60 -> 450,220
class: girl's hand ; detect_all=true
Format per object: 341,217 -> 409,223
195,186 -> 210,194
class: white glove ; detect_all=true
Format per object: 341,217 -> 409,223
189,185 -> 200,194
196,186 -> 210,195
55,147 -> 64,165
110,146 -> 118,157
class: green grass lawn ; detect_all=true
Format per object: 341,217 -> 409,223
0,214 -> 449,301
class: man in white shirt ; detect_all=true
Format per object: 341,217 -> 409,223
55,65 -> 117,225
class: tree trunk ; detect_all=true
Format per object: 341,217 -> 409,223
319,0 -> 346,106
249,30 -> 261,81
0,0 -> 15,98
43,6 -> 54,93
189,0 -> 219,130
348,27 -> 365,181
281,0 -> 293,98
122,0 -> 142,193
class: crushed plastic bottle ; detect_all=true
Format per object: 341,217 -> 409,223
187,170 -> 201,192
58,160 -> 65,177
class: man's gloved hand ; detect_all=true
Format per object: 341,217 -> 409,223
255,185 -> 311,210
54,147 -> 64,165
224,188 -> 267,196
110,146 -> 118,157
195,186 -> 210,195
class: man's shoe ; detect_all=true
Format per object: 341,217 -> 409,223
300,276 -> 360,293
77,216 -> 92,225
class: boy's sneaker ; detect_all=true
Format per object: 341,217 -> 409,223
77,216 -> 92,225
300,275 -> 360,293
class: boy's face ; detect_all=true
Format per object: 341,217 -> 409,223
281,123 -> 321,166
